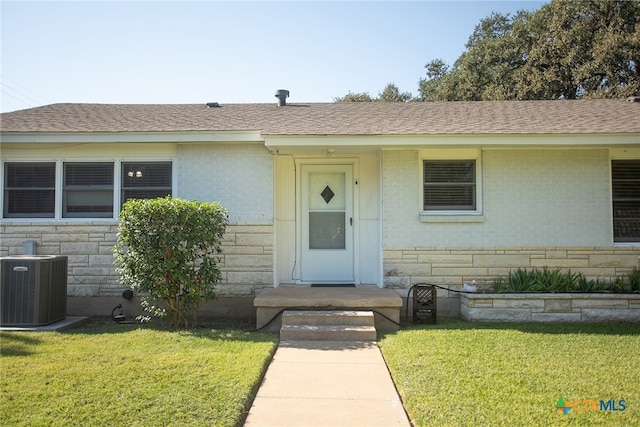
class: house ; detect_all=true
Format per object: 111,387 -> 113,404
1,94 -> 639,321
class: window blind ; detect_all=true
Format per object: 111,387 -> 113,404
3,162 -> 55,218
423,160 -> 476,211
612,159 -> 640,242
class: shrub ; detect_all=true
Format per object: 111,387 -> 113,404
114,196 -> 228,328
491,267 -> 640,293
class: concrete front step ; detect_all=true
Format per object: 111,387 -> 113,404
280,310 -> 377,341
280,324 -> 378,341
282,310 -> 375,326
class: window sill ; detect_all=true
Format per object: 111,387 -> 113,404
419,212 -> 485,223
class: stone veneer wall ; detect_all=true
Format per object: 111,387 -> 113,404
383,247 -> 640,288
0,222 -> 274,299
461,293 -> 640,322
384,246 -> 640,319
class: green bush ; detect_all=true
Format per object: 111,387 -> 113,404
491,267 -> 640,293
114,196 -> 228,328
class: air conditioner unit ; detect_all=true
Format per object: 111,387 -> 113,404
1,255 -> 68,326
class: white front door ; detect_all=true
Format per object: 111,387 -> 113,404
300,164 -> 354,282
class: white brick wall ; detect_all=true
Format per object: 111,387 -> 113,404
177,143 -> 273,223
383,148 -> 614,247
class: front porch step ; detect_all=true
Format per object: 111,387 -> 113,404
280,310 -> 377,341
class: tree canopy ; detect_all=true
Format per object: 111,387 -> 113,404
334,83 -> 412,102
336,0 -> 640,102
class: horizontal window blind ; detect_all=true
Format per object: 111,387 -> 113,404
3,162 -> 55,218
121,162 -> 172,204
423,160 -> 476,211
63,162 -> 114,218
612,160 -> 640,242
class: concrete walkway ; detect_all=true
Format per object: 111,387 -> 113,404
244,340 -> 411,427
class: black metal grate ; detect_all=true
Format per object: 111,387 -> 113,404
413,285 -> 437,324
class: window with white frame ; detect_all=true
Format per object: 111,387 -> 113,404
2,160 -> 172,219
63,162 -> 114,218
3,162 -> 56,218
423,160 -> 477,211
612,159 -> 640,243
121,162 -> 172,205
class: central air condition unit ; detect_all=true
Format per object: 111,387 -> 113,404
1,255 -> 68,326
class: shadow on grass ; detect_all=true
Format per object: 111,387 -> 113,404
0,333 -> 44,356
58,317 -> 278,343
390,318 -> 640,337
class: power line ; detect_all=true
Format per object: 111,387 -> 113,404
0,75 -> 51,109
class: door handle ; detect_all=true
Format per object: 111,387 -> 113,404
350,217 -> 353,226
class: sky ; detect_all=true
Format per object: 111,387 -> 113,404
1,0 -> 546,113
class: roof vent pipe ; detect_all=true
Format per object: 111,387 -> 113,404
275,89 -> 289,106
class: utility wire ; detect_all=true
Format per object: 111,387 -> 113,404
1,75 -> 51,110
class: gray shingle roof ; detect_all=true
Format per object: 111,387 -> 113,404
1,99 -> 639,135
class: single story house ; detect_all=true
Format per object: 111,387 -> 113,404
1,94 -> 639,320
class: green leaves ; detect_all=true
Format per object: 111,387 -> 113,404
114,196 -> 228,328
420,0 -> 640,101
492,267 -> 640,293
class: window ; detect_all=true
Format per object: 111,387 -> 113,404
3,160 -> 172,219
63,162 -> 114,218
3,162 -> 55,218
423,160 -> 476,211
612,159 -> 640,243
121,162 -> 172,204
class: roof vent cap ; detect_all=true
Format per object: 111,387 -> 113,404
206,102 -> 220,108
275,89 -> 289,107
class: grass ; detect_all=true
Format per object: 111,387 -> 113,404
3,320 -> 639,427
1,322 -> 277,427
379,321 -> 640,426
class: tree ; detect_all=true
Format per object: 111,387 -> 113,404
377,83 -> 412,102
417,59 -> 449,101
334,83 -> 411,102
419,0 -> 640,100
333,91 -> 374,102
114,196 -> 228,328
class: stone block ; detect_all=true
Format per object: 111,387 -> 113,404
463,308 -> 531,321
392,263 -> 431,276
221,246 -> 266,255
227,271 -> 272,285
493,298 -> 545,310
545,250 -> 567,259
214,284 -> 256,297
383,276 -> 410,288
531,312 -> 582,322
67,285 -> 101,297
224,254 -> 272,269
571,298 -> 629,309
44,233 -> 89,243
432,267 -> 487,277
590,254 -> 640,268
581,309 -> 640,322
530,258 -> 589,268
235,233 -> 272,247
89,254 -> 117,266
473,254 -> 530,268
60,242 -> 99,255
418,254 -> 472,266
544,299 -> 572,312
383,250 -> 404,260
469,298 -> 494,308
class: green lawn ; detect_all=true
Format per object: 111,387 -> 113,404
379,321 -> 640,427
3,321 -> 639,427
1,323 -> 277,427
